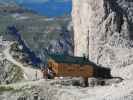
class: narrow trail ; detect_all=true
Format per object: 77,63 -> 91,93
3,43 -> 43,80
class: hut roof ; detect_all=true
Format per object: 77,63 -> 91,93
48,54 -> 93,65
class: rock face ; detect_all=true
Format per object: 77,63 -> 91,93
0,38 -> 24,84
72,0 -> 133,78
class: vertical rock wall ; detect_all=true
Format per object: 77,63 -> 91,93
72,0 -> 133,78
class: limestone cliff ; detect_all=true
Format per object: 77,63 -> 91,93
72,0 -> 133,79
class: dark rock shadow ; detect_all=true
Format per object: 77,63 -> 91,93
90,62 -> 112,79
108,0 -> 133,40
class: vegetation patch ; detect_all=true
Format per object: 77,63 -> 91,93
0,86 -> 14,93
10,64 -> 24,82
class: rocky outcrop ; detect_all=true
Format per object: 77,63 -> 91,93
0,59 -> 24,84
0,38 -> 24,84
72,0 -> 133,79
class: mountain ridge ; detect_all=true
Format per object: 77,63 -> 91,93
0,0 -> 72,17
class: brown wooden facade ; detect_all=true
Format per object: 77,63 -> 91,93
48,59 -> 94,79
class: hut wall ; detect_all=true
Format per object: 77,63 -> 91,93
57,63 -> 94,78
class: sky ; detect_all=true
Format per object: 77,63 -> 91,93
16,0 -> 72,17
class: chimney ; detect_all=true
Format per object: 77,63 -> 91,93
83,54 -> 88,61
83,53 -> 89,61
83,53 -> 86,61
